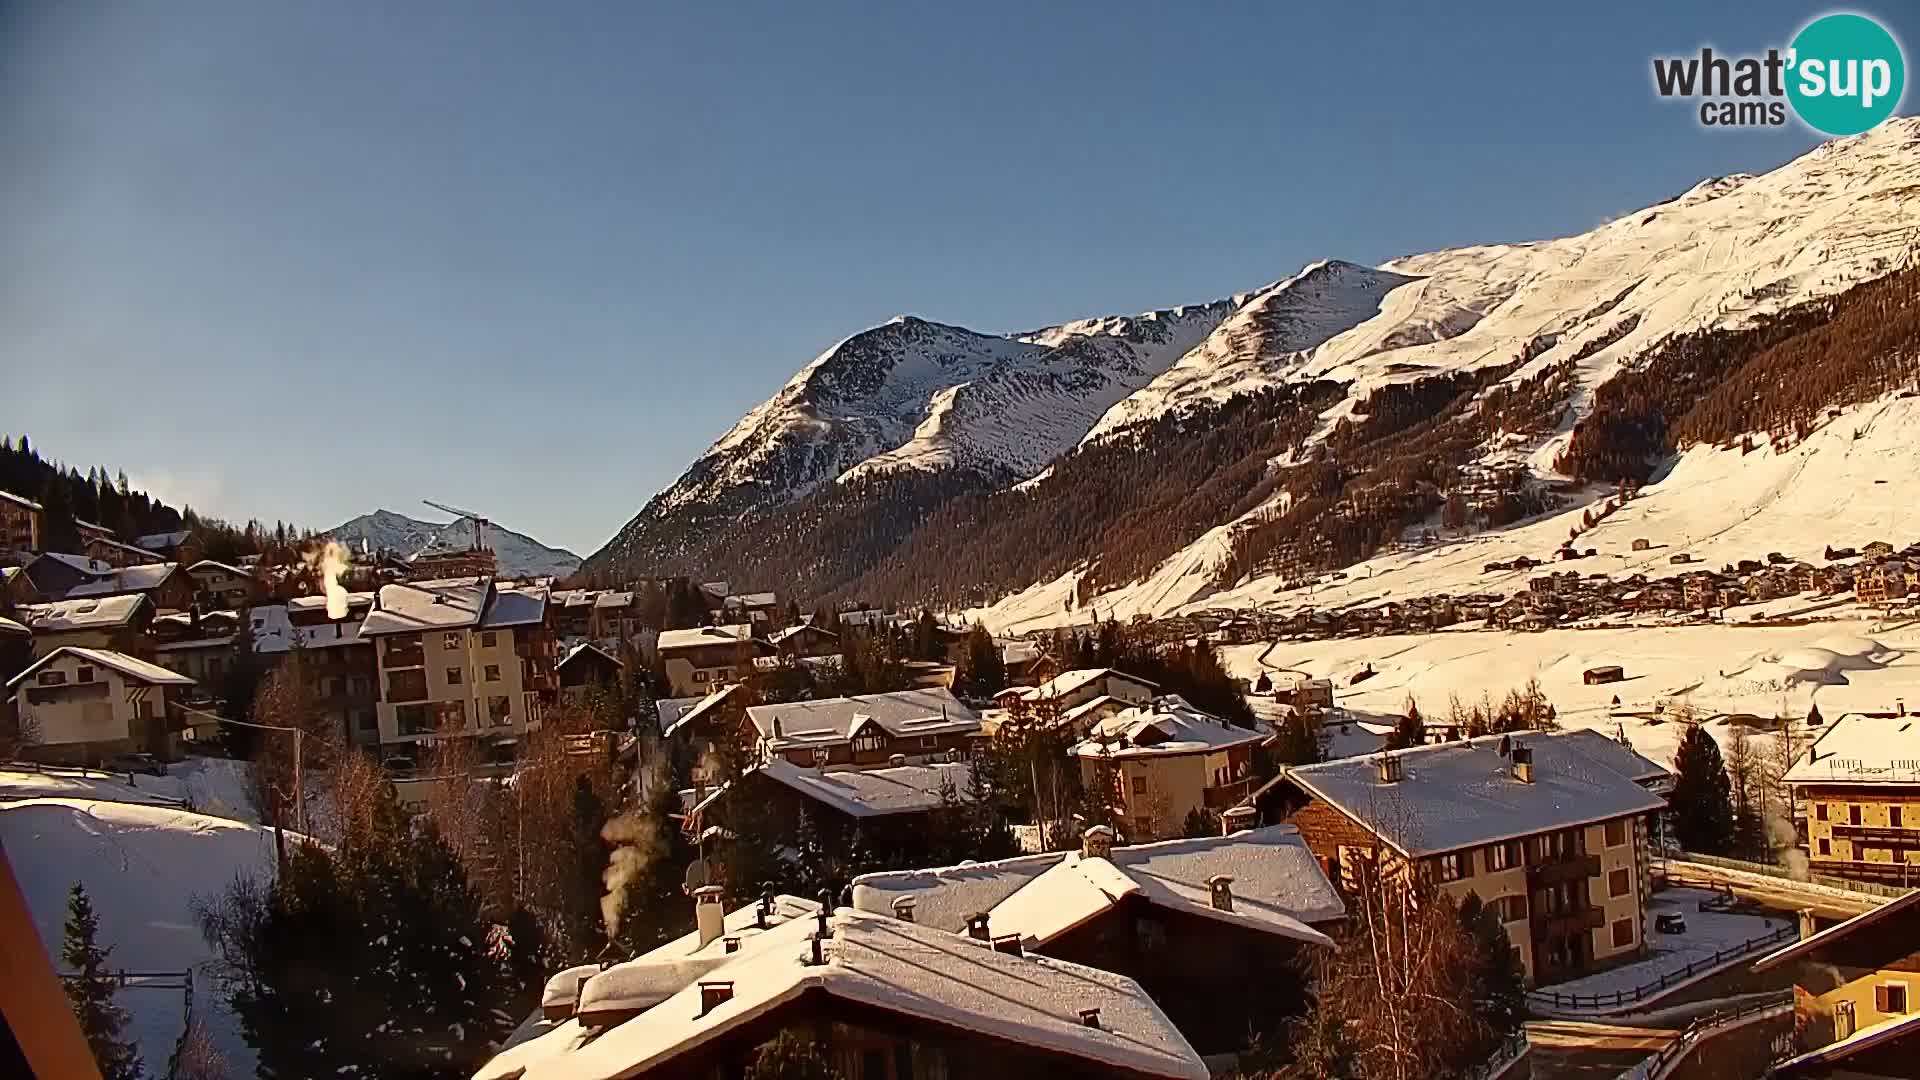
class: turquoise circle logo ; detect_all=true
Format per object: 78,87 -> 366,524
1787,13 -> 1905,136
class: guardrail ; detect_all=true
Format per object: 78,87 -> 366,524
1464,1031 -> 1530,1080
1620,992 -> 1793,1080
1529,923 -> 1798,1012
1672,851 -> 1917,900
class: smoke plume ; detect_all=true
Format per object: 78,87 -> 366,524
600,811 -> 664,940
302,541 -> 353,620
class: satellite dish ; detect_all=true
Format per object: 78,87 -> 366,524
684,858 -> 712,891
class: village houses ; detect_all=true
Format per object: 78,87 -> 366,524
1787,710 -> 1920,885
6,646 -> 196,764
1069,696 -> 1266,842
1753,886 -> 1920,1077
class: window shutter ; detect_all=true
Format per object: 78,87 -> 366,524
1877,984 -> 1891,1013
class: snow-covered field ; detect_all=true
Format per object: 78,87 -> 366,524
1219,619 -> 1920,769
0,756 -> 259,823
1,798 -> 279,1075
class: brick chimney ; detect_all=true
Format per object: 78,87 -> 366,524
1206,874 -> 1235,912
694,884 -> 726,950
698,980 -> 734,1016
891,895 -> 919,923
1081,824 -> 1116,860
1221,804 -> 1256,835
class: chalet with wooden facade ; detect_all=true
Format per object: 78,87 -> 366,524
184,560 -> 261,609
1069,696 -> 1265,842
1276,729 -> 1669,986
24,594 -> 154,658
64,561 -> 195,613
1755,887 -> 1920,1078
685,756 -> 979,855
82,533 -> 168,569
558,642 -> 624,701
769,620 -> 840,660
852,822 -> 1343,1054
746,688 -> 979,768
657,623 -> 764,697
0,489 -> 41,557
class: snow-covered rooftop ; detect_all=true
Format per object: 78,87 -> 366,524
361,577 -> 491,634
768,621 -> 837,646
500,908 -> 1206,1080
654,695 -> 704,736
0,488 -> 43,511
7,646 -> 195,689
746,687 -> 978,749
1785,711 -> 1920,786
1004,667 -> 1158,702
482,582 -> 549,628
1284,728 -> 1669,857
64,562 -> 178,599
184,559 -> 254,578
1068,695 -> 1266,759
559,641 -> 623,671
36,552 -> 115,578
572,894 -> 822,1021
854,825 -> 1343,949
706,758 -> 975,820
656,623 -> 754,651
660,683 -> 745,741
24,593 -> 147,631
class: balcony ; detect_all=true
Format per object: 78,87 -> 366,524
1531,906 -> 1605,939
1527,853 -> 1601,887
1203,779 -> 1254,810
1830,823 -> 1920,846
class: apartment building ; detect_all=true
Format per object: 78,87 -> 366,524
6,646 -> 194,764
0,489 -> 41,556
1279,729 -> 1669,986
357,577 -> 555,749
1787,711 -> 1920,885
1069,696 -> 1266,842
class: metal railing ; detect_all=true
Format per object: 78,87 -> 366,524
1464,1031 -> 1530,1080
1672,851 -> 1918,900
1529,923 -> 1798,1011
1625,991 -> 1792,1080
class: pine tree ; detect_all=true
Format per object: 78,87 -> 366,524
1457,894 -> 1526,1043
563,775 -> 609,958
959,622 -> 1005,697
1671,725 -> 1736,855
61,882 -> 145,1080
1386,695 -> 1426,750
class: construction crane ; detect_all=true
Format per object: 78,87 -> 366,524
423,499 -> 492,552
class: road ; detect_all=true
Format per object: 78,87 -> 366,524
1526,1019 -> 1680,1080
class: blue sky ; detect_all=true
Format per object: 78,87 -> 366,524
2,2 -> 1913,556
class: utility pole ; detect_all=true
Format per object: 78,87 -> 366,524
184,704 -> 307,835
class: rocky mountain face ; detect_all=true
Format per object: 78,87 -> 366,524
586,120 -> 1920,620
329,509 -> 581,580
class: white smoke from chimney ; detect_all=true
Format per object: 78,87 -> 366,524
600,810 -> 663,941
303,541 -> 354,620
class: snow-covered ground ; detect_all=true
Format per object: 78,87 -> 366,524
1218,620 -> 1920,770
1,798 -> 279,1075
0,756 -> 260,824
1529,888 -> 1791,1010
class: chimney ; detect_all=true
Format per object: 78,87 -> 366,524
816,890 -> 831,938
1221,804 -> 1256,835
757,891 -> 774,930
723,936 -> 740,954
991,933 -> 1024,956
891,895 -> 919,923
966,912 -> 992,941
771,717 -> 783,739
1376,753 -> 1405,784
1079,1008 -> 1102,1029
809,932 -> 824,966
1206,874 -> 1235,913
698,981 -> 734,1017
1081,824 -> 1116,860
694,884 -> 726,950
1512,745 -> 1535,784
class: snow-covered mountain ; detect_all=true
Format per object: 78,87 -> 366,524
590,119 -> 1920,610
329,509 -> 581,579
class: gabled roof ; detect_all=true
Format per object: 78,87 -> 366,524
654,695 -> 705,736
359,577 -> 491,635
705,758 -> 975,819
1768,1009 -> 1920,1076
568,895 -> 822,1022
64,562 -> 178,599
746,687 -> 978,750
592,590 -> 634,609
1283,728 -> 1670,857
656,623 -> 754,651
661,682 -> 746,741
133,529 -> 192,551
1009,667 -> 1159,702
1752,887 -> 1920,973
24,594 -> 148,632
185,559 -> 254,579
854,825 -> 1344,948
496,908 -> 1207,1080
33,552 -> 115,579
768,621 -> 838,646
1068,696 -> 1266,759
0,489 -> 42,511
481,583 -> 549,628
6,646 -> 194,690
559,641 -> 624,672
1785,711 -> 1920,786
84,535 -> 165,563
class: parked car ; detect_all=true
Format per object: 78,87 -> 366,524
1655,912 -> 1687,935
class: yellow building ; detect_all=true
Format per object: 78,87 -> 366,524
1279,729 -> 1670,986
1755,887 -> 1920,1078
1787,711 -> 1920,886
5,646 -> 194,764
656,623 -> 761,697
1069,695 -> 1266,842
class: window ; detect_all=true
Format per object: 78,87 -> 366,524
355,709 -> 377,732
397,704 -> 431,736
386,669 -> 428,702
1498,895 -> 1527,922
488,696 -> 512,726
1486,841 -> 1521,871
36,670 -> 66,686
1879,983 -> 1910,1015
1437,851 -> 1470,882
443,632 -> 461,651
1835,1000 -> 1857,1040
76,666 -> 94,684
481,631 -> 497,648
1611,918 -> 1634,949
1895,806 -> 1906,828
433,701 -> 466,729
1851,805 -> 1863,826
485,664 -> 501,682
1609,868 -> 1631,897
447,667 -> 463,686
1819,838 -> 1832,856
852,730 -> 885,753
350,676 -> 372,697
1605,820 -> 1627,847
1817,803 -> 1829,821
1131,776 -> 1148,796
693,670 -> 708,683
919,735 -> 938,749
207,657 -> 223,677
383,636 -> 424,668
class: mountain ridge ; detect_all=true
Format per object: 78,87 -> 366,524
329,508 -> 581,580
